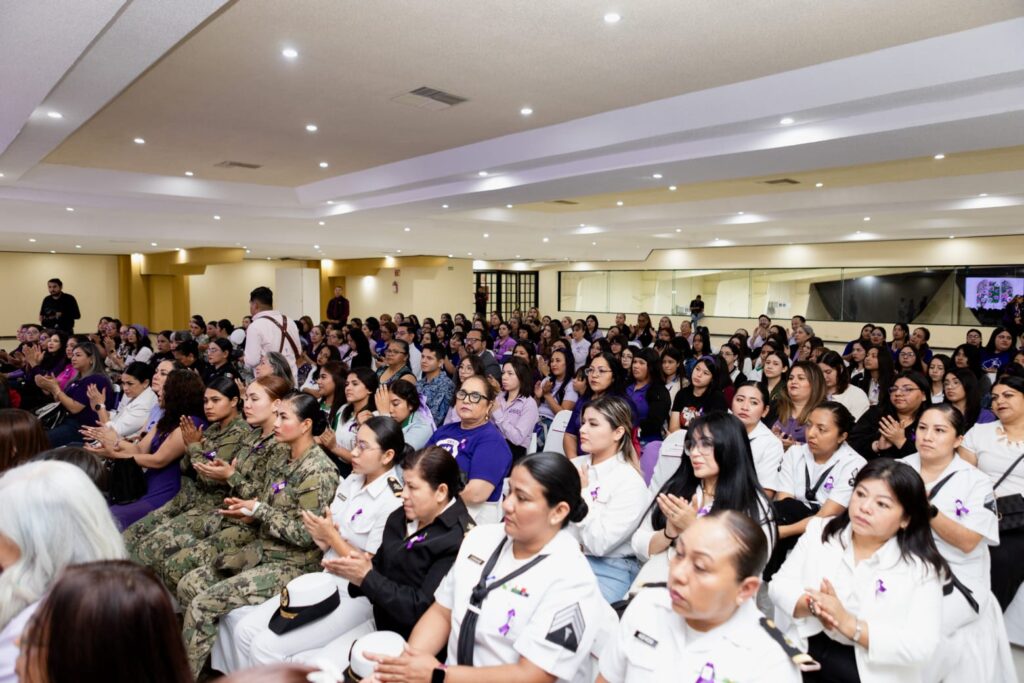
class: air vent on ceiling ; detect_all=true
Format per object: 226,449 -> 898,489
548,199 -> 580,205
214,160 -> 262,170
760,178 -> 800,185
391,86 -> 469,111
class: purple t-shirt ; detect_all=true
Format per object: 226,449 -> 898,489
428,422 -> 512,502
64,373 -> 115,426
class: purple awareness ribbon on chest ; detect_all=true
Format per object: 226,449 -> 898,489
498,608 -> 516,637
954,499 -> 970,518
271,480 -> 286,495
876,579 -> 887,597
695,662 -> 716,683
202,449 -> 217,461
405,533 -> 426,550
823,475 -> 835,492
350,508 -> 364,523
589,486 -> 601,501
697,505 -> 711,517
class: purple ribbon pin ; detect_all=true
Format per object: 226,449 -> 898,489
697,506 -> 711,517
271,480 -> 286,495
823,476 -> 835,492
954,499 -> 970,518
695,662 -> 716,683
498,608 -> 516,636
350,508 -> 364,522
590,486 -> 601,501
203,450 -> 217,461
405,533 -> 426,550
876,579 -> 887,597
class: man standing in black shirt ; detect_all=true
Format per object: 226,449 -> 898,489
326,286 -> 349,325
39,278 -> 80,333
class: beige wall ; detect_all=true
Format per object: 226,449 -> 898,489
0,251 -> 119,338
347,259 -> 474,322
188,260 -> 305,324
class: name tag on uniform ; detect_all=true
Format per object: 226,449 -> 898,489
336,492 -> 348,502
468,554 -> 485,565
634,630 -> 658,647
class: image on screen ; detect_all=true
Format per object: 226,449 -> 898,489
965,277 -> 1023,310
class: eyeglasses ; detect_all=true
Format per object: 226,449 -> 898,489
465,338 -> 482,345
353,441 -> 380,452
385,348 -> 406,355
586,367 -> 612,376
888,386 -> 920,395
456,390 -> 486,404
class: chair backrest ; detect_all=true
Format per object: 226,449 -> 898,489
639,440 -> 663,485
526,430 -> 539,455
649,428 -> 687,493
546,409 -> 573,456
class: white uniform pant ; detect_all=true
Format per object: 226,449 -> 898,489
211,575 -> 373,671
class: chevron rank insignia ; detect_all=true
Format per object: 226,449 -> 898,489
545,603 -> 585,652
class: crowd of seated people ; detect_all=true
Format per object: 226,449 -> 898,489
2,289 -> 1024,682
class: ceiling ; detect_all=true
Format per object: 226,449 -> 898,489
0,3 -> 1023,262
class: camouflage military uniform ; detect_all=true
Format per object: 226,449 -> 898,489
178,442 -> 339,676
124,416 -> 253,578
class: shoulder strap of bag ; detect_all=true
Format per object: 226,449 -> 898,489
992,452 -> 1024,494
927,470 -> 959,500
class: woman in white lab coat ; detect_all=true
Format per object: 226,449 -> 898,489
769,458 -> 946,683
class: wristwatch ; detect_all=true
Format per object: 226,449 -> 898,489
431,664 -> 447,682
94,403 -> 103,411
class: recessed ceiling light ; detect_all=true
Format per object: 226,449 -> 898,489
245,249 -> 251,254
0,173 -> 4,178
213,215 -> 221,220
737,211 -> 745,215
483,233 -> 489,238
520,107 -> 533,116
49,250 -> 56,254
516,254 -> 521,258
933,153 -> 945,160
978,193 -> 988,197
305,124 -> 318,132
448,254 -> 454,258
604,12 -> 621,24
403,227 -> 411,232
185,171 -> 194,177
616,201 -> 624,206
150,242 -> 158,246
396,249 -> 402,253
542,237 -> 549,243
779,117 -> 795,125
65,207 -> 74,212
506,204 -> 513,209
591,241 -> 597,246
133,137 -> 145,145
326,200 -> 335,205
266,257 -> 272,260
281,48 -> 298,59
669,185 -> 677,191
948,235 -> 955,239
815,182 -> 824,188
863,216 -> 871,221
675,228 -> 682,233
478,171 -> 489,177
28,238 -> 36,243
313,244 -> 320,249
855,230 -> 861,235
467,252 -> 473,256
318,221 -> 325,226
46,111 -> 63,119
652,173 -> 663,179
174,247 -> 181,251
75,244 -> 81,249
442,204 -> 449,209
319,161 -> 329,168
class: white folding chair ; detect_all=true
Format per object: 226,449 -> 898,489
526,431 -> 539,455
545,409 -> 573,456
649,429 -> 687,493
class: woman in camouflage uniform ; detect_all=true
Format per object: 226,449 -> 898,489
177,391 -> 339,676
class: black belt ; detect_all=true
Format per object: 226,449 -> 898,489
942,572 -> 980,614
456,537 -> 548,666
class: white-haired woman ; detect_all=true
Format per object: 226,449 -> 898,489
0,461 -> 126,681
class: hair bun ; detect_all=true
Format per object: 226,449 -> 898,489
569,497 -> 589,524
311,410 -> 329,437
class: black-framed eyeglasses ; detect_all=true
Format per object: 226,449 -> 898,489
456,390 -> 486,404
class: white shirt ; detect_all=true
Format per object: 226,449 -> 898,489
570,453 -> 650,558
408,343 -> 422,380
0,602 -> 39,683
769,517 -> 943,683
962,421 -> 1024,497
600,589 -> 801,683
107,386 -> 158,438
569,337 -> 590,370
434,524 -> 604,680
829,385 -> 870,421
538,378 -> 579,421
749,421 -> 784,492
243,310 -> 301,382
324,468 -> 403,565
903,453 -> 999,633
777,443 -> 866,508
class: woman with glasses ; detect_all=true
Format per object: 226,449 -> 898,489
211,415 -> 404,669
848,371 -> 930,460
376,339 -> 417,388
897,344 -> 926,375
563,352 -> 634,459
428,375 -> 513,524
443,355 -> 487,424
943,367 -> 996,432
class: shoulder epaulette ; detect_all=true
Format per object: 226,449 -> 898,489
759,616 -> 821,673
387,476 -> 403,497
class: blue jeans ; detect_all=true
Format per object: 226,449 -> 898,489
587,556 -> 641,603
46,416 -> 86,448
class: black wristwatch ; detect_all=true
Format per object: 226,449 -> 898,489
94,403 -> 103,411
431,665 -> 447,683
929,504 -> 939,518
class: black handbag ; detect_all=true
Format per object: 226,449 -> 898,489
35,401 -> 69,430
992,453 -> 1024,533
106,458 -> 147,505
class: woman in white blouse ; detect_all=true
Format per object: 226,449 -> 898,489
731,382 -> 784,496
769,458 -> 946,683
819,351 -> 870,421
631,411 -> 775,592
88,361 -> 158,439
959,371 -> 1024,610
904,404 -> 1015,683
572,395 -> 650,602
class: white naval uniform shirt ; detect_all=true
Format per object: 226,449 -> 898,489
434,524 -> 604,681
599,588 -> 801,683
570,453 -> 650,558
962,422 -> 1024,497
776,443 -> 866,509
748,420 -> 784,492
324,467 -> 403,564
904,453 -> 999,631
769,517 -> 943,683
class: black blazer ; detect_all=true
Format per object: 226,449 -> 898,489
847,405 -> 918,461
349,498 -> 475,638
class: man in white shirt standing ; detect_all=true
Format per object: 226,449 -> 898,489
242,286 -> 301,384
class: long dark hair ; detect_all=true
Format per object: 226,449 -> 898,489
818,350 -> 850,394
651,412 -> 775,542
943,367 -> 983,428
868,344 -> 897,409
823,458 -> 948,579
516,452 -> 589,527
884,370 -> 930,421
547,347 -> 575,406
206,375 -> 243,414
156,370 -> 205,434
347,325 -> 373,359
319,360 -> 349,427
952,343 -> 983,378
583,351 -> 629,399
341,367 -> 379,422
21,560 -> 192,683
634,347 -> 665,384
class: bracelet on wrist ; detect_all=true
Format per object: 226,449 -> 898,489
663,528 -> 679,541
